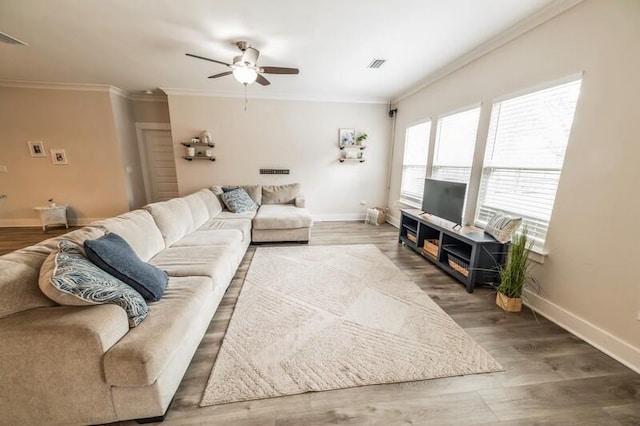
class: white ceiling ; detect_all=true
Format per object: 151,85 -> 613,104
0,0 -> 557,102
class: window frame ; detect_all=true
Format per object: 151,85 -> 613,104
399,119 -> 432,207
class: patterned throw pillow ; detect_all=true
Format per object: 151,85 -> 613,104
220,188 -> 258,213
484,213 -> 523,244
39,240 -> 148,327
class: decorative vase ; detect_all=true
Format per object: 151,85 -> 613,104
496,292 -> 522,312
49,202 -> 56,208
200,130 -> 212,144
186,147 -> 196,157
205,149 -> 213,158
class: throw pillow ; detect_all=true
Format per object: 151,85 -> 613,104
39,240 -> 148,327
84,233 -> 168,301
220,185 -> 262,205
484,213 -> 523,244
220,188 -> 258,213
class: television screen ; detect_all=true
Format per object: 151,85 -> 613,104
421,179 -> 467,224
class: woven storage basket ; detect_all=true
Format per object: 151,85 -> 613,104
447,254 -> 470,277
422,239 -> 439,258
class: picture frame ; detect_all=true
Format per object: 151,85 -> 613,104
339,128 -> 356,147
28,141 -> 46,157
51,149 -> 68,165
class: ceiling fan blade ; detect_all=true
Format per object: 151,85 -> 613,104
208,71 -> 233,79
256,74 -> 271,86
260,66 -> 299,75
185,53 -> 230,67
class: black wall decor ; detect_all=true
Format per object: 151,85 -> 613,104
260,169 -> 290,175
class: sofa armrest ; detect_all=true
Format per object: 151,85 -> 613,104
0,305 -> 129,425
295,195 -> 306,208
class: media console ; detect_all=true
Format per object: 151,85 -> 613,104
398,208 -> 506,293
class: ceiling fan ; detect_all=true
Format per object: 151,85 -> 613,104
186,41 -> 299,86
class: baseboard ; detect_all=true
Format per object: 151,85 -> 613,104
386,214 -> 400,228
524,290 -> 640,374
313,214 -> 365,222
0,218 -> 104,227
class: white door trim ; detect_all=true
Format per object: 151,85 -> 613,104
135,122 -> 172,204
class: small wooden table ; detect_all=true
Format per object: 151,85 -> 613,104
34,205 -> 68,231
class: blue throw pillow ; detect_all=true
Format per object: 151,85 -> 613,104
220,188 -> 258,213
84,233 -> 168,301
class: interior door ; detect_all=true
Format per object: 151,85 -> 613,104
141,129 -> 179,203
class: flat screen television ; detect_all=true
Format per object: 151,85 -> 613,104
421,178 -> 467,225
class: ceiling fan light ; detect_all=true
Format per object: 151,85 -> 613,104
232,68 -> 257,85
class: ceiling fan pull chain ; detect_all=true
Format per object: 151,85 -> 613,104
244,83 -> 248,111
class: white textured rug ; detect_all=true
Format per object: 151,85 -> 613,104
201,244 -> 502,406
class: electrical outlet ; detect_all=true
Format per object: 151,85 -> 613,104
0,165 -> 7,173
360,200 -> 367,205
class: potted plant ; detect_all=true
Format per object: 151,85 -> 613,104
495,227 -> 537,312
356,133 -> 368,146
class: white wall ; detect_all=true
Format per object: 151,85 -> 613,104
166,95 -> 391,220
387,0 -> 640,370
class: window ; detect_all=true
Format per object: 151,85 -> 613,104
400,121 -> 431,205
432,107 -> 480,185
476,78 -> 582,251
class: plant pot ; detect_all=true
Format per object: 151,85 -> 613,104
496,291 -> 522,312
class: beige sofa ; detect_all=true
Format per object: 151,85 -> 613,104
0,185 -> 312,425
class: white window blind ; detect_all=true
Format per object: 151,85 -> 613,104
476,78 -> 582,251
432,107 -> 480,184
400,121 -> 431,205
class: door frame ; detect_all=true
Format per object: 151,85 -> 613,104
135,122 -> 173,204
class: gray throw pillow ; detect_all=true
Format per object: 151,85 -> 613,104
84,233 -> 168,301
484,213 -> 522,244
38,240 -> 148,327
220,188 -> 258,213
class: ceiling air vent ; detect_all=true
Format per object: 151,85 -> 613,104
0,32 -> 29,46
367,59 -> 386,69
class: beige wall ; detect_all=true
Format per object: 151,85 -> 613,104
0,87 -> 131,225
388,0 -> 640,368
167,96 -> 391,219
111,94 -> 147,210
132,99 -> 170,123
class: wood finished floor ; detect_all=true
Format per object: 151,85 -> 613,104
2,223 -> 639,425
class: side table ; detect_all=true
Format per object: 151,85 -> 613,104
33,205 -> 69,231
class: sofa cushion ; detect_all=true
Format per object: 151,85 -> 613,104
181,192 -> 209,230
39,240 -> 148,327
253,204 -> 313,230
90,210 -> 164,262
144,198 -> 194,247
220,188 -> 258,213
103,275 -> 213,387
199,218 -> 252,242
262,183 -> 300,205
214,210 -> 257,220
195,189 -> 223,218
172,229 -> 243,247
84,233 -> 168,301
149,245 -> 241,290
0,249 -> 56,319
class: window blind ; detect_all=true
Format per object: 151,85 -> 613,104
432,107 -> 480,184
400,121 -> 431,205
476,78 -> 582,251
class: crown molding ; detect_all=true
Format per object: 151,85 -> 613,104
392,0 -> 585,104
159,87 -> 388,105
0,79 -> 113,92
128,93 -> 168,103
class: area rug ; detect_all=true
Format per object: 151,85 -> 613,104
200,244 -> 502,406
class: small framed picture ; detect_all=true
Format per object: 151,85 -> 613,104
339,128 -> 356,147
51,149 -> 68,165
28,141 -> 46,157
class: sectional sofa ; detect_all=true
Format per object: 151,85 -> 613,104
0,184 -> 312,425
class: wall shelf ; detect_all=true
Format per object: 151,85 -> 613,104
339,158 -> 365,163
339,145 -> 366,150
183,156 -> 216,162
181,142 -> 215,148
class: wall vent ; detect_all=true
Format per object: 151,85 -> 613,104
367,59 -> 386,69
0,32 -> 29,46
